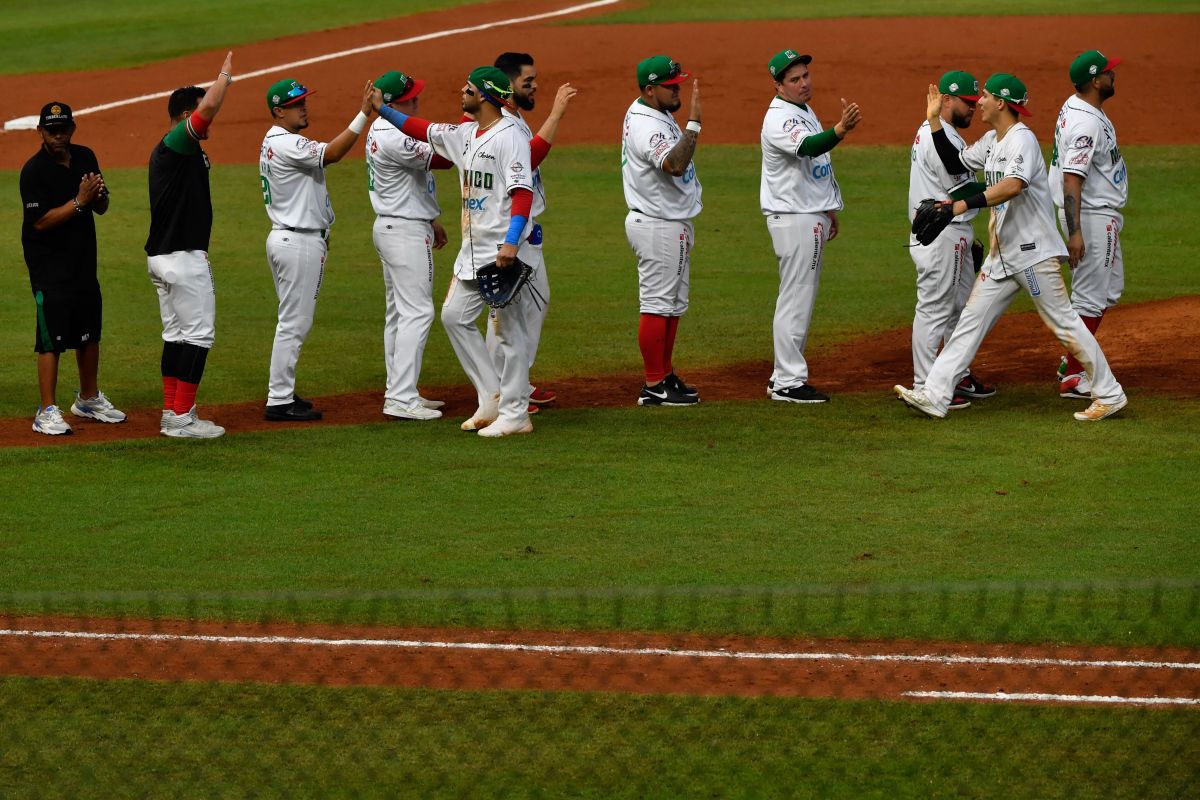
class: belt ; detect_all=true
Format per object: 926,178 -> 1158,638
276,226 -> 329,239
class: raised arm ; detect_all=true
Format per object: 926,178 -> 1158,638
662,80 -> 700,178
196,52 -> 235,123
323,80 -> 376,165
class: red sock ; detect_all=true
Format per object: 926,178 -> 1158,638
174,380 -> 199,416
1064,313 -> 1104,375
162,376 -> 178,411
638,314 -> 668,385
663,316 -> 680,376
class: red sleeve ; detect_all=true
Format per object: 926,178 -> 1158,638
460,113 -> 474,124
509,188 -> 533,217
401,117 -> 432,141
187,110 -> 211,139
530,136 -> 552,169
430,154 -> 453,170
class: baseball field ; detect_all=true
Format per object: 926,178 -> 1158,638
1,0 -> 1198,796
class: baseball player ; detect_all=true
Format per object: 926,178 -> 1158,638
1049,50 -> 1127,400
373,67 -> 538,437
622,55 -> 703,407
259,77 -> 375,421
487,52 -> 576,414
366,70 -> 453,421
145,53 -> 235,439
895,74 -> 1128,422
907,70 -> 993,409
761,48 -> 861,404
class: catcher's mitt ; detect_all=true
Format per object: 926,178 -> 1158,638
477,258 -> 535,309
971,238 -> 984,273
910,198 -> 955,246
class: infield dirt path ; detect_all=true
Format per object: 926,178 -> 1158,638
2,5 -> 1197,169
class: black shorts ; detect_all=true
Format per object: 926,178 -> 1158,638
33,288 -> 102,354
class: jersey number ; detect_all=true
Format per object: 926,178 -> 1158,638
366,160 -> 376,192
466,170 -> 493,190
259,175 -> 272,206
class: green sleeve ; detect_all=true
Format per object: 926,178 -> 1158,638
797,127 -> 841,158
163,118 -> 199,155
949,181 -> 987,201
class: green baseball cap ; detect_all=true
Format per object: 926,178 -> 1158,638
467,66 -> 513,103
1069,50 -> 1121,85
983,73 -> 1032,117
768,49 -> 812,80
375,71 -> 425,104
636,55 -> 689,87
266,79 -> 315,110
938,70 -> 980,101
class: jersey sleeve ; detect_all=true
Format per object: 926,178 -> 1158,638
163,119 -> 200,155
274,134 -> 326,171
937,134 -> 975,192
19,162 -> 52,224
763,111 -> 806,157
427,123 -> 465,168
959,133 -> 989,171
635,117 -> 677,170
375,130 -> 435,170
1004,130 -> 1042,185
1060,115 -> 1103,177
500,131 -> 534,195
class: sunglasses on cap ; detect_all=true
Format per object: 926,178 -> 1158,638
285,84 -> 309,99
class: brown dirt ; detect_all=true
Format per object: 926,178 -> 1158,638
2,295 -> 1196,448
2,8 -> 1196,169
2,616 -> 1197,704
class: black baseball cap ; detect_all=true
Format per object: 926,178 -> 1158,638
39,101 -> 74,130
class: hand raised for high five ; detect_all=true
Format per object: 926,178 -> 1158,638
926,84 -> 945,129
835,97 -> 862,138
687,79 -> 702,125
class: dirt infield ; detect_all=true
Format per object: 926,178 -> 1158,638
2,295 -> 1196,448
2,5 -> 1196,169
2,616 -> 1197,705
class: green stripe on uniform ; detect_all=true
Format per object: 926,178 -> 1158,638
34,291 -> 53,351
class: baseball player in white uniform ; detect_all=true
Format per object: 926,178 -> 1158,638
896,74 -> 1128,422
259,77 -> 374,421
485,53 -> 576,415
761,49 -> 861,404
1049,50 -> 1127,400
907,70 -> 993,409
622,55 -> 703,407
366,70 -> 452,421
374,67 -> 538,437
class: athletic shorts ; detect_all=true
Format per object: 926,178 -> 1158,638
33,287 -> 102,353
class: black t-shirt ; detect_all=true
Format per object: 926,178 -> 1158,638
20,144 -> 103,291
145,120 -> 212,256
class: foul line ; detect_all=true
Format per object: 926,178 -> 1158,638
2,0 -> 618,131
2,628 -> 1198,671
905,691 -> 1200,706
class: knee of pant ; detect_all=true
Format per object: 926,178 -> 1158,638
1074,299 -> 1105,319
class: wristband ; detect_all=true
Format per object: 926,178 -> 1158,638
686,120 -> 701,134
349,111 -> 369,135
964,192 -> 988,210
72,197 -> 83,213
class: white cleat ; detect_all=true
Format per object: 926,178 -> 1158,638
33,405 -> 73,435
70,390 -> 126,423
894,385 -> 947,419
161,407 -> 225,439
477,419 -> 534,438
419,396 -> 445,410
1074,396 -> 1128,422
384,400 -> 442,421
461,392 -> 500,431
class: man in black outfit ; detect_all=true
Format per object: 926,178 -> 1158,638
146,52 -> 234,439
20,101 -> 125,436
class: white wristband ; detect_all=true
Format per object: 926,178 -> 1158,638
686,120 -> 701,134
349,111 -> 369,135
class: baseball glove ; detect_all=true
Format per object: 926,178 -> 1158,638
477,258 -> 535,309
910,198 -> 955,246
971,238 -> 984,273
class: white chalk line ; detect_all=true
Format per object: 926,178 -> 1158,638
2,628 -> 1198,671
2,0 -> 618,131
905,691 -> 1200,706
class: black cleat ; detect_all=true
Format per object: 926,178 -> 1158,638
664,372 -> 699,398
956,374 -> 996,399
265,400 -> 323,421
770,384 -> 830,404
638,380 -> 699,407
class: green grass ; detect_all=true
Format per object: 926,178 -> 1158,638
583,0 -> 1200,23
0,0 -> 487,75
2,678 -> 1196,799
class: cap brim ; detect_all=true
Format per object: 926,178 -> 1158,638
658,69 -> 690,86
278,89 -> 316,107
40,120 -> 73,130
1009,102 -> 1032,117
1103,57 -> 1121,73
952,94 -> 980,102
395,78 -> 425,102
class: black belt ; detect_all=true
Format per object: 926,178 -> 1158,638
277,226 -> 329,239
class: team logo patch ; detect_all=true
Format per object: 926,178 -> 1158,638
370,140 -> 379,153
510,161 -> 525,174
272,95 -> 281,104
649,132 -> 667,147
949,82 -> 959,92
1089,65 -> 1099,75
1072,135 -> 1094,149
1069,151 -> 1090,166
783,119 -> 799,132
50,104 -> 61,114
402,138 -> 417,152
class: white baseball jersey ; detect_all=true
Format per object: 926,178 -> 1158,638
427,119 -> 533,279
365,118 -> 440,220
960,123 -> 1066,278
908,118 -> 979,224
503,109 -> 546,218
259,126 -> 334,229
760,97 -> 843,215
621,98 -> 702,220
1049,95 -> 1128,210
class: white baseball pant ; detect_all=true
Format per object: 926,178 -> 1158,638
375,217 -> 435,408
767,212 -> 828,388
486,241 -> 548,392
265,228 -> 327,405
922,257 -> 1125,414
443,276 -> 531,426
147,250 -> 216,348
909,222 -> 976,390
1059,208 -> 1124,317
626,212 -> 692,316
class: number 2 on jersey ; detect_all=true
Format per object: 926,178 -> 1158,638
259,174 -> 272,206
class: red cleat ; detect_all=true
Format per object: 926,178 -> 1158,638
529,387 -> 557,405
528,403 -> 540,415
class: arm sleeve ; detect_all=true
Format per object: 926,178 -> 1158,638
1060,117 -> 1102,177
930,128 -> 968,174
430,154 -> 454,170
796,127 -> 841,158
163,118 -> 201,155
530,135 -> 551,168
20,164 -> 51,225
505,188 -> 533,246
377,104 -> 433,141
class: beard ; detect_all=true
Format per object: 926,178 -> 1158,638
515,93 -> 535,112
950,109 -> 973,128
1098,82 -> 1115,100
663,96 -> 682,113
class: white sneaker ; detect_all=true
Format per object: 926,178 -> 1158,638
419,396 -> 445,410
70,390 -> 126,423
461,392 -> 500,431
161,407 -> 225,438
1074,396 -> 1128,422
33,405 -> 72,435
477,418 -> 534,438
383,400 -> 442,420
893,385 -> 947,419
